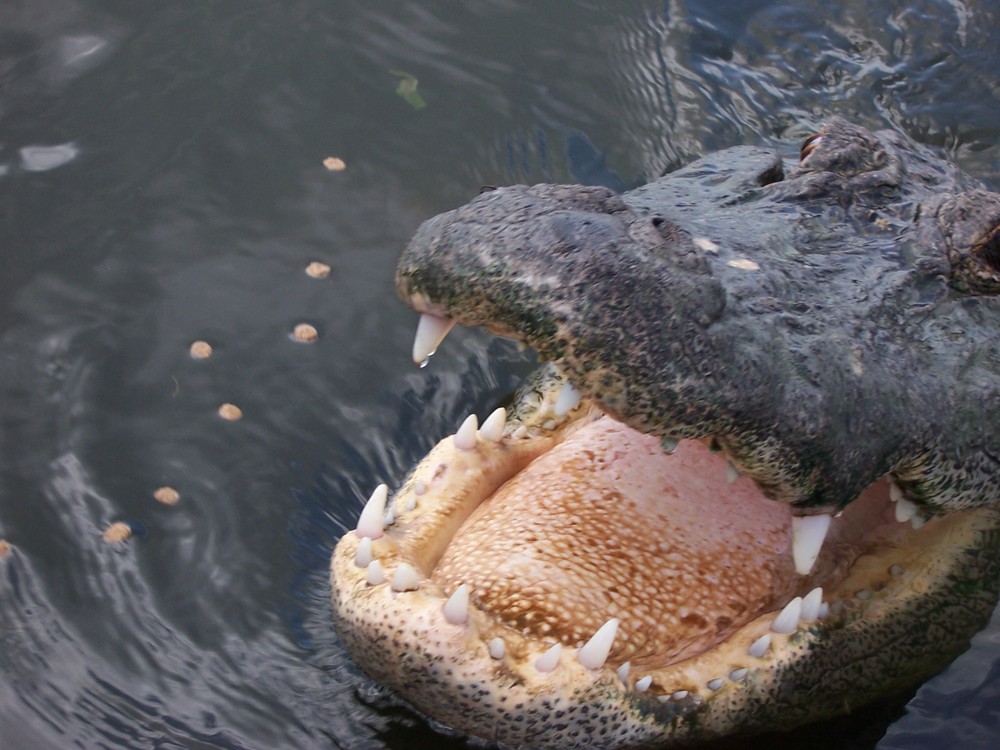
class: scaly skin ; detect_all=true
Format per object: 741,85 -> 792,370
332,119 -> 1000,747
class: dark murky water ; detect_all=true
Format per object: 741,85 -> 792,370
2,1 -> 999,748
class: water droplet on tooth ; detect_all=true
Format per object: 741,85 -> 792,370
577,618 -> 619,670
453,414 -> 479,451
356,484 -> 388,539
791,514 -> 832,575
390,563 -> 420,592
535,643 -> 562,673
443,584 -> 471,625
354,537 -> 373,568
412,313 -> 456,365
771,596 -> 802,634
479,407 -> 507,442
800,587 -> 823,621
553,381 -> 582,417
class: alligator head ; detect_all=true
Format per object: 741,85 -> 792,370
331,118 -> 1000,747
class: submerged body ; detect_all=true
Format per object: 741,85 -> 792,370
332,119 -> 1000,747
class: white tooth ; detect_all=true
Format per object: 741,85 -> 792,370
383,508 -> 395,526
488,637 -> 505,659
453,414 -> 479,451
671,690 -> 689,701
635,675 -> 653,692
911,513 -> 927,529
791,514 -> 832,575
729,668 -> 748,681
895,496 -> 918,523
577,618 -> 619,670
889,563 -> 905,576
771,596 -> 802,634
354,537 -> 374,568
479,408 -> 507,442
800,587 -> 823,621
512,426 -> 528,439
356,484 -> 388,539
661,437 -> 679,454
404,497 -> 417,511
443,584 -> 471,625
617,662 -> 631,682
390,563 -> 420,592
535,643 -> 562,673
817,602 -> 830,618
726,462 -> 740,484
707,678 -> 724,691
553,381 -> 582,417
889,481 -> 903,503
414,479 -> 427,496
412,313 -> 455,365
748,634 -> 771,658
366,560 -> 385,585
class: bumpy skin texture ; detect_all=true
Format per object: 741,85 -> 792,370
397,118 -> 1000,516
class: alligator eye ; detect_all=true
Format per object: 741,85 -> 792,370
800,133 -> 824,161
939,190 -> 1000,294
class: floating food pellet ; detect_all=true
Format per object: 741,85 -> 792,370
218,403 -> 243,421
323,156 -> 346,171
305,261 -> 331,279
292,323 -> 319,343
189,340 -> 213,359
103,522 -> 132,544
154,486 -> 180,506
0,539 -> 11,559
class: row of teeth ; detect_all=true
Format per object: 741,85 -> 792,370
410,314 -> 929,582
353,478 -> 833,698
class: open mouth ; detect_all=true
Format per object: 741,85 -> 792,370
329,316 -> 990,747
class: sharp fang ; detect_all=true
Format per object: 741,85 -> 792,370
577,618 -> 619,670
726,462 -> 740,484
488,637 -> 505,659
354,537 -> 374,568
356,484 -> 388,539
730,668 -> 748,681
617,662 -> 631,682
412,313 -> 455,365
453,414 -> 479,451
748,634 -> 771,658
895,496 -> 918,523
889,481 -> 903,503
771,596 -> 802,634
366,560 -> 385,585
535,643 -> 562,673
706,678 -> 724,691
443,584 -> 471,625
791,514 -> 832,575
800,586 -> 823,621
553,381 -> 582,417
479,407 -> 507,442
390,563 -> 420,592
635,675 -> 653,692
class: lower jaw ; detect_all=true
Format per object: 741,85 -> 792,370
331,402 -> 1000,748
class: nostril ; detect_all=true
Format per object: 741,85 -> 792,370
651,216 -> 665,227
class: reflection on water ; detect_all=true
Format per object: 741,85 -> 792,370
1,1 -> 999,748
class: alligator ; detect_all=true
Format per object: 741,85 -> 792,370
330,117 -> 1000,748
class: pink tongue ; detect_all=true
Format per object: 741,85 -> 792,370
431,417 -> 799,666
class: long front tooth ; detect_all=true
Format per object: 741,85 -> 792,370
791,513 -> 832,575
453,414 -> 479,451
479,407 -> 507,442
553,381 -> 582,417
443,584 -> 471,625
577,618 -> 619,670
354,537 -> 374,568
771,596 -> 802,634
535,643 -> 562,673
356,484 -> 388,539
412,313 -> 456,364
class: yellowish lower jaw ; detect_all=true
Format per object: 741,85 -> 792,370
329,393 -> 948,732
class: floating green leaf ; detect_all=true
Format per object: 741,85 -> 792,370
389,69 -> 427,110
